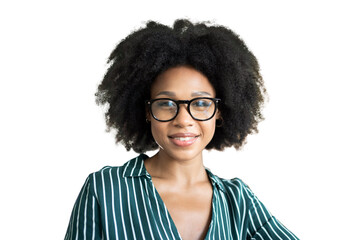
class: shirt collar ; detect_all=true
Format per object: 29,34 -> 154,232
122,154 -> 151,178
205,167 -> 226,193
123,154 -> 226,192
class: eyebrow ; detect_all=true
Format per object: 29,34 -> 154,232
191,91 -> 212,97
155,91 -> 212,97
155,91 -> 176,97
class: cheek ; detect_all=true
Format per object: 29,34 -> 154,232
203,120 -> 217,138
150,122 -> 167,145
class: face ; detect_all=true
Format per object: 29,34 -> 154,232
148,65 -> 220,162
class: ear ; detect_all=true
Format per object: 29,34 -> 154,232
215,110 -> 221,120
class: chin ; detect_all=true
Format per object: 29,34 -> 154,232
160,147 -> 203,162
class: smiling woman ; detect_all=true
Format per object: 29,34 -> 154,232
65,19 -> 299,240
147,66 -> 219,163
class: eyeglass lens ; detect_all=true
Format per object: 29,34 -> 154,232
151,98 -> 216,121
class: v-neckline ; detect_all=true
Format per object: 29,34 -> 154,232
146,169 -> 217,240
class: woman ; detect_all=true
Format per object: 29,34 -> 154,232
65,19 -> 299,240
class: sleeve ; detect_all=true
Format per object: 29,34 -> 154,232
64,174 -> 103,240
243,184 -> 299,240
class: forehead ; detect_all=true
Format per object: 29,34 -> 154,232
150,66 -> 216,98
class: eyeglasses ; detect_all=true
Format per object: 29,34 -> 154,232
146,97 -> 221,122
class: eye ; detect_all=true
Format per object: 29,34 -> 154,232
155,100 -> 176,108
192,99 -> 212,108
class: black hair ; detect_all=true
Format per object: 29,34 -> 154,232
95,19 -> 266,153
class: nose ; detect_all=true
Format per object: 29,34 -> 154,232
172,104 -> 194,127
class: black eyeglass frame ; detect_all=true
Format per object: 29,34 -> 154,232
145,97 -> 221,122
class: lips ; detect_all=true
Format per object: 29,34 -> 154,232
172,136 -> 196,141
168,133 -> 199,147
169,133 -> 199,138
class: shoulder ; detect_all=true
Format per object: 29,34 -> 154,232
222,177 -> 254,196
91,153 -> 148,179
86,154 -> 149,197
207,169 -> 257,206
208,171 -> 300,239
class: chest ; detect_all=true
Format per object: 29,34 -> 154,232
155,183 -> 213,240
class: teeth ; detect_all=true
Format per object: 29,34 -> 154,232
173,137 -> 196,141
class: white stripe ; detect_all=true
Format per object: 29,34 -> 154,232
249,214 -> 273,240
258,225 -> 273,240
83,184 -> 90,239
278,220 -> 298,239
226,180 -> 245,237
75,178 -> 88,240
225,184 -> 240,237
253,195 -> 283,240
145,182 -> 164,240
231,179 -> 248,237
219,189 -> 232,236
258,217 -> 282,240
207,221 -> 214,239
69,178 -> 88,239
163,205 -> 176,239
130,157 -> 138,176
109,169 -> 119,240
138,159 -> 145,175
239,182 -> 247,238
244,187 -> 263,230
68,197 -> 77,239
248,210 -> 257,233
125,177 -> 137,239
264,219 -> 283,240
216,191 -> 226,239
101,169 -> 110,240
122,161 -> 131,177
124,161 -> 131,173
92,173 -> 98,199
272,219 -> 292,240
132,177 -> 146,239
207,198 -> 216,238
152,184 -> 170,240
116,168 -> 128,240
246,228 -> 251,237
139,179 -> 155,239
214,191 -> 221,239
255,196 -> 271,223
255,231 -> 265,240
92,196 -> 95,240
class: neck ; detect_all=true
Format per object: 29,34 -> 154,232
144,150 -> 208,187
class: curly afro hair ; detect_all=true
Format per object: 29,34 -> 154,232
95,19 -> 266,153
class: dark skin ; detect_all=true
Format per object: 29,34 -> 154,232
144,155 -> 213,240
144,66 -> 219,239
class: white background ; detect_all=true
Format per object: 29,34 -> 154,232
1,0 -> 359,239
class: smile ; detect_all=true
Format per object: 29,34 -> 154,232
168,134 -> 199,147
172,137 -> 197,141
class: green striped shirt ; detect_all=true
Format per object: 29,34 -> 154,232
65,154 -> 298,239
